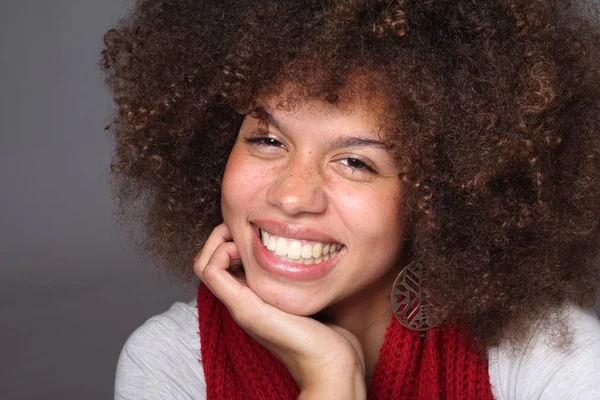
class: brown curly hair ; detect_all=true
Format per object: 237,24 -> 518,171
102,0 -> 600,345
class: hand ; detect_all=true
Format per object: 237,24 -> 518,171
194,223 -> 367,399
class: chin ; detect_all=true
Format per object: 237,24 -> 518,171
245,273 -> 328,317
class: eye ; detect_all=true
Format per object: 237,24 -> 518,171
338,157 -> 377,174
243,136 -> 285,149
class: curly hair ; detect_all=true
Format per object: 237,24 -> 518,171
102,0 -> 600,345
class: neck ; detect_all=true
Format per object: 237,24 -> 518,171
322,266 -> 401,384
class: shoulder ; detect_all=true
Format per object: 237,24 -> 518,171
114,300 -> 206,400
488,304 -> 600,400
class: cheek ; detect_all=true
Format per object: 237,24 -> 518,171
221,149 -> 268,220
335,186 -> 403,233
333,183 -> 405,260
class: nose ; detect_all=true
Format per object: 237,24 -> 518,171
265,156 -> 327,215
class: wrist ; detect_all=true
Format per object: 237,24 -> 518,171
298,366 -> 366,400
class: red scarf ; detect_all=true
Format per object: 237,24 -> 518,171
198,284 -> 495,399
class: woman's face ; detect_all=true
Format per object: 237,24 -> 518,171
221,96 -> 405,316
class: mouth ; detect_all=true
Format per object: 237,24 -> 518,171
248,221 -> 346,281
259,228 -> 344,265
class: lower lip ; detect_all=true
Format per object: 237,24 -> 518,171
251,229 -> 343,281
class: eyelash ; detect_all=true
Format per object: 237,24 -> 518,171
339,157 -> 377,174
244,136 -> 284,148
243,135 -> 378,175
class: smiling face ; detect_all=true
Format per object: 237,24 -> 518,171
221,95 -> 405,317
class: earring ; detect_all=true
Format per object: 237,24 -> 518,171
391,264 -> 439,331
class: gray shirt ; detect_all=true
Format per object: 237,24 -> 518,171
115,301 -> 600,399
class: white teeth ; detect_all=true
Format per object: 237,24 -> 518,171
259,229 -> 342,264
267,236 -> 276,251
312,243 -> 323,258
287,241 -> 302,259
301,245 -> 312,259
261,230 -> 268,245
275,237 -> 287,256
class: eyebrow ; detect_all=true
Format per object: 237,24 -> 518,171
255,108 -> 287,134
256,108 -> 389,151
329,136 -> 389,150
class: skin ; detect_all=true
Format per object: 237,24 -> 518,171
195,96 -> 406,397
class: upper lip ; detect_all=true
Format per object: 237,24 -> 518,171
252,219 -> 342,244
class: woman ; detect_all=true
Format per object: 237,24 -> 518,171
104,0 -> 600,398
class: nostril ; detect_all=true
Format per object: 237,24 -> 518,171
265,169 -> 327,215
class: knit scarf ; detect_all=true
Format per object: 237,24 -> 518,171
197,284 -> 495,400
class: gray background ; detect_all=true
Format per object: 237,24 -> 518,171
0,1 -> 599,399
0,1 -> 194,399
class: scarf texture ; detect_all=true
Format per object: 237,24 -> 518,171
198,284 -> 495,400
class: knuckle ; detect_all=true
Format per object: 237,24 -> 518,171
215,223 -> 229,236
201,262 -> 220,282
193,254 -> 204,276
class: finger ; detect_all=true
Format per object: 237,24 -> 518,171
199,241 -> 267,329
200,242 -> 250,303
199,241 -> 287,336
194,223 -> 233,278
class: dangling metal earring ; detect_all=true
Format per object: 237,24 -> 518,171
392,181 -> 440,330
391,264 -> 439,331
